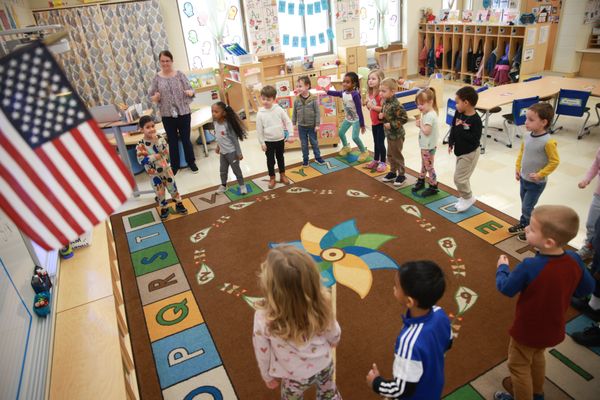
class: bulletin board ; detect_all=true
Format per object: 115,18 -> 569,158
244,0 -> 282,55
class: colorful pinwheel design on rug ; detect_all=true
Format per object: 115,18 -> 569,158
270,219 -> 400,298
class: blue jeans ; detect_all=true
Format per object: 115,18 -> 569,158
298,126 -> 321,162
519,178 -> 546,226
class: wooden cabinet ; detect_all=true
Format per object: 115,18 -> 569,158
258,53 -> 286,78
220,61 -> 264,129
417,22 -> 549,85
337,45 -> 367,74
374,44 -> 407,80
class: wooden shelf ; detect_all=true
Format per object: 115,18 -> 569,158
374,44 -> 407,80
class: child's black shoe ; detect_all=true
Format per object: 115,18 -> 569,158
160,207 -> 170,220
382,172 -> 397,182
175,202 -> 188,215
412,178 -> 425,192
421,184 -> 439,197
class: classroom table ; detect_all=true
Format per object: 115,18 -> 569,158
475,76 -> 600,153
103,106 -> 213,197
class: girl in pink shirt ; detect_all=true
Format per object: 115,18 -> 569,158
253,246 -> 342,399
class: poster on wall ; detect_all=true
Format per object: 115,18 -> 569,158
178,0 -> 247,69
584,0 -> 600,24
335,0 -> 360,23
245,0 -> 281,55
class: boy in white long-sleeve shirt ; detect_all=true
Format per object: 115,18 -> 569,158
256,85 -> 294,188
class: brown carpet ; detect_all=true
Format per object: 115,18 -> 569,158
111,159 -> 575,399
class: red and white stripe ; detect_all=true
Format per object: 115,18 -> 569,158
0,110 -> 133,250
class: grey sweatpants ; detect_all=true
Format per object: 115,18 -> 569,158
220,152 -> 244,186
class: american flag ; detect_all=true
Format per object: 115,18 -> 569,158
0,42 -> 134,250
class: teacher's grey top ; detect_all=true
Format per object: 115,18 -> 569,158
148,71 -> 193,118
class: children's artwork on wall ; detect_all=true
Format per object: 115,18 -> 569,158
489,10 -> 503,24
438,9 -> 450,22
343,28 -> 355,40
448,10 -> 460,22
475,9 -> 487,23
276,96 -> 292,112
276,80 -> 291,97
335,0 -> 360,23
502,9 -> 520,24
462,10 -> 473,23
319,123 -> 336,138
316,75 -> 332,91
245,0 -> 281,55
319,95 -> 337,116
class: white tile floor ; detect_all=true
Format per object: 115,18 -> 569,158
119,81 -> 600,249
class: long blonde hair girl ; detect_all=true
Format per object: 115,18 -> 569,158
258,245 -> 334,344
415,87 -> 439,114
367,69 -> 385,97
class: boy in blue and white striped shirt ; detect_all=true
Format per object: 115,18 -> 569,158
366,261 -> 452,399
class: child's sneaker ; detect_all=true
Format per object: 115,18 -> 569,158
175,202 -> 188,215
358,150 -> 370,162
421,184 -> 439,197
572,323 -> 600,347
364,160 -> 377,170
494,392 -> 514,400
268,176 -> 276,189
412,178 -> 425,193
508,223 -> 526,234
382,172 -> 397,182
339,146 -> 351,156
517,232 -> 527,242
160,207 -> 170,220
216,185 -> 227,194
376,162 -> 387,173
456,196 -> 476,212
302,159 -> 309,167
315,157 -> 325,165
393,175 -> 407,186
239,185 -> 248,195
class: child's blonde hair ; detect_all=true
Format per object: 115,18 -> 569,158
531,205 -> 579,247
258,246 -> 334,344
416,87 -> 439,114
380,77 -> 398,92
367,69 -> 385,97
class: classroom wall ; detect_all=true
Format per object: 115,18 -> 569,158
551,0 -> 592,74
406,0 -> 440,76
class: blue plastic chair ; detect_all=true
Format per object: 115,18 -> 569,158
442,98 -> 457,145
551,89 -> 592,139
501,96 -> 540,147
395,88 -> 420,112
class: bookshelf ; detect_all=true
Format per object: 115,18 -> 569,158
220,61 -> 264,129
374,44 -> 408,80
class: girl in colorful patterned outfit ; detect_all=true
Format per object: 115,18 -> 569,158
413,88 -> 440,197
252,246 -> 342,399
136,115 -> 188,220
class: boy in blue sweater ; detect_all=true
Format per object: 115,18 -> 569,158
366,260 -> 452,399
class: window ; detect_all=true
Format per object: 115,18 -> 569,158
177,0 -> 247,70
442,0 -> 458,9
359,0 -> 402,47
277,1 -> 333,59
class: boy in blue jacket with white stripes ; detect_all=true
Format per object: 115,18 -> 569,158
366,261 -> 452,399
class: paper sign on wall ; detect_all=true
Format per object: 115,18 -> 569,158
539,25 -> 549,44
524,48 -> 534,62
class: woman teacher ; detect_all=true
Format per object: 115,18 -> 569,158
149,50 -> 198,174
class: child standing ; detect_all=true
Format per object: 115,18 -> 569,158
576,145 -> 600,260
448,86 -> 482,212
379,78 -> 409,186
413,87 -> 440,197
135,115 -> 188,220
256,85 -> 294,189
364,69 -> 386,172
211,101 -> 247,195
495,205 -> 594,400
292,76 -> 325,166
366,260 -> 452,399
327,72 -> 369,161
253,246 -> 342,399
509,103 -> 559,242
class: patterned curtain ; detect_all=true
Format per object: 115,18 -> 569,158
34,0 -> 168,108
